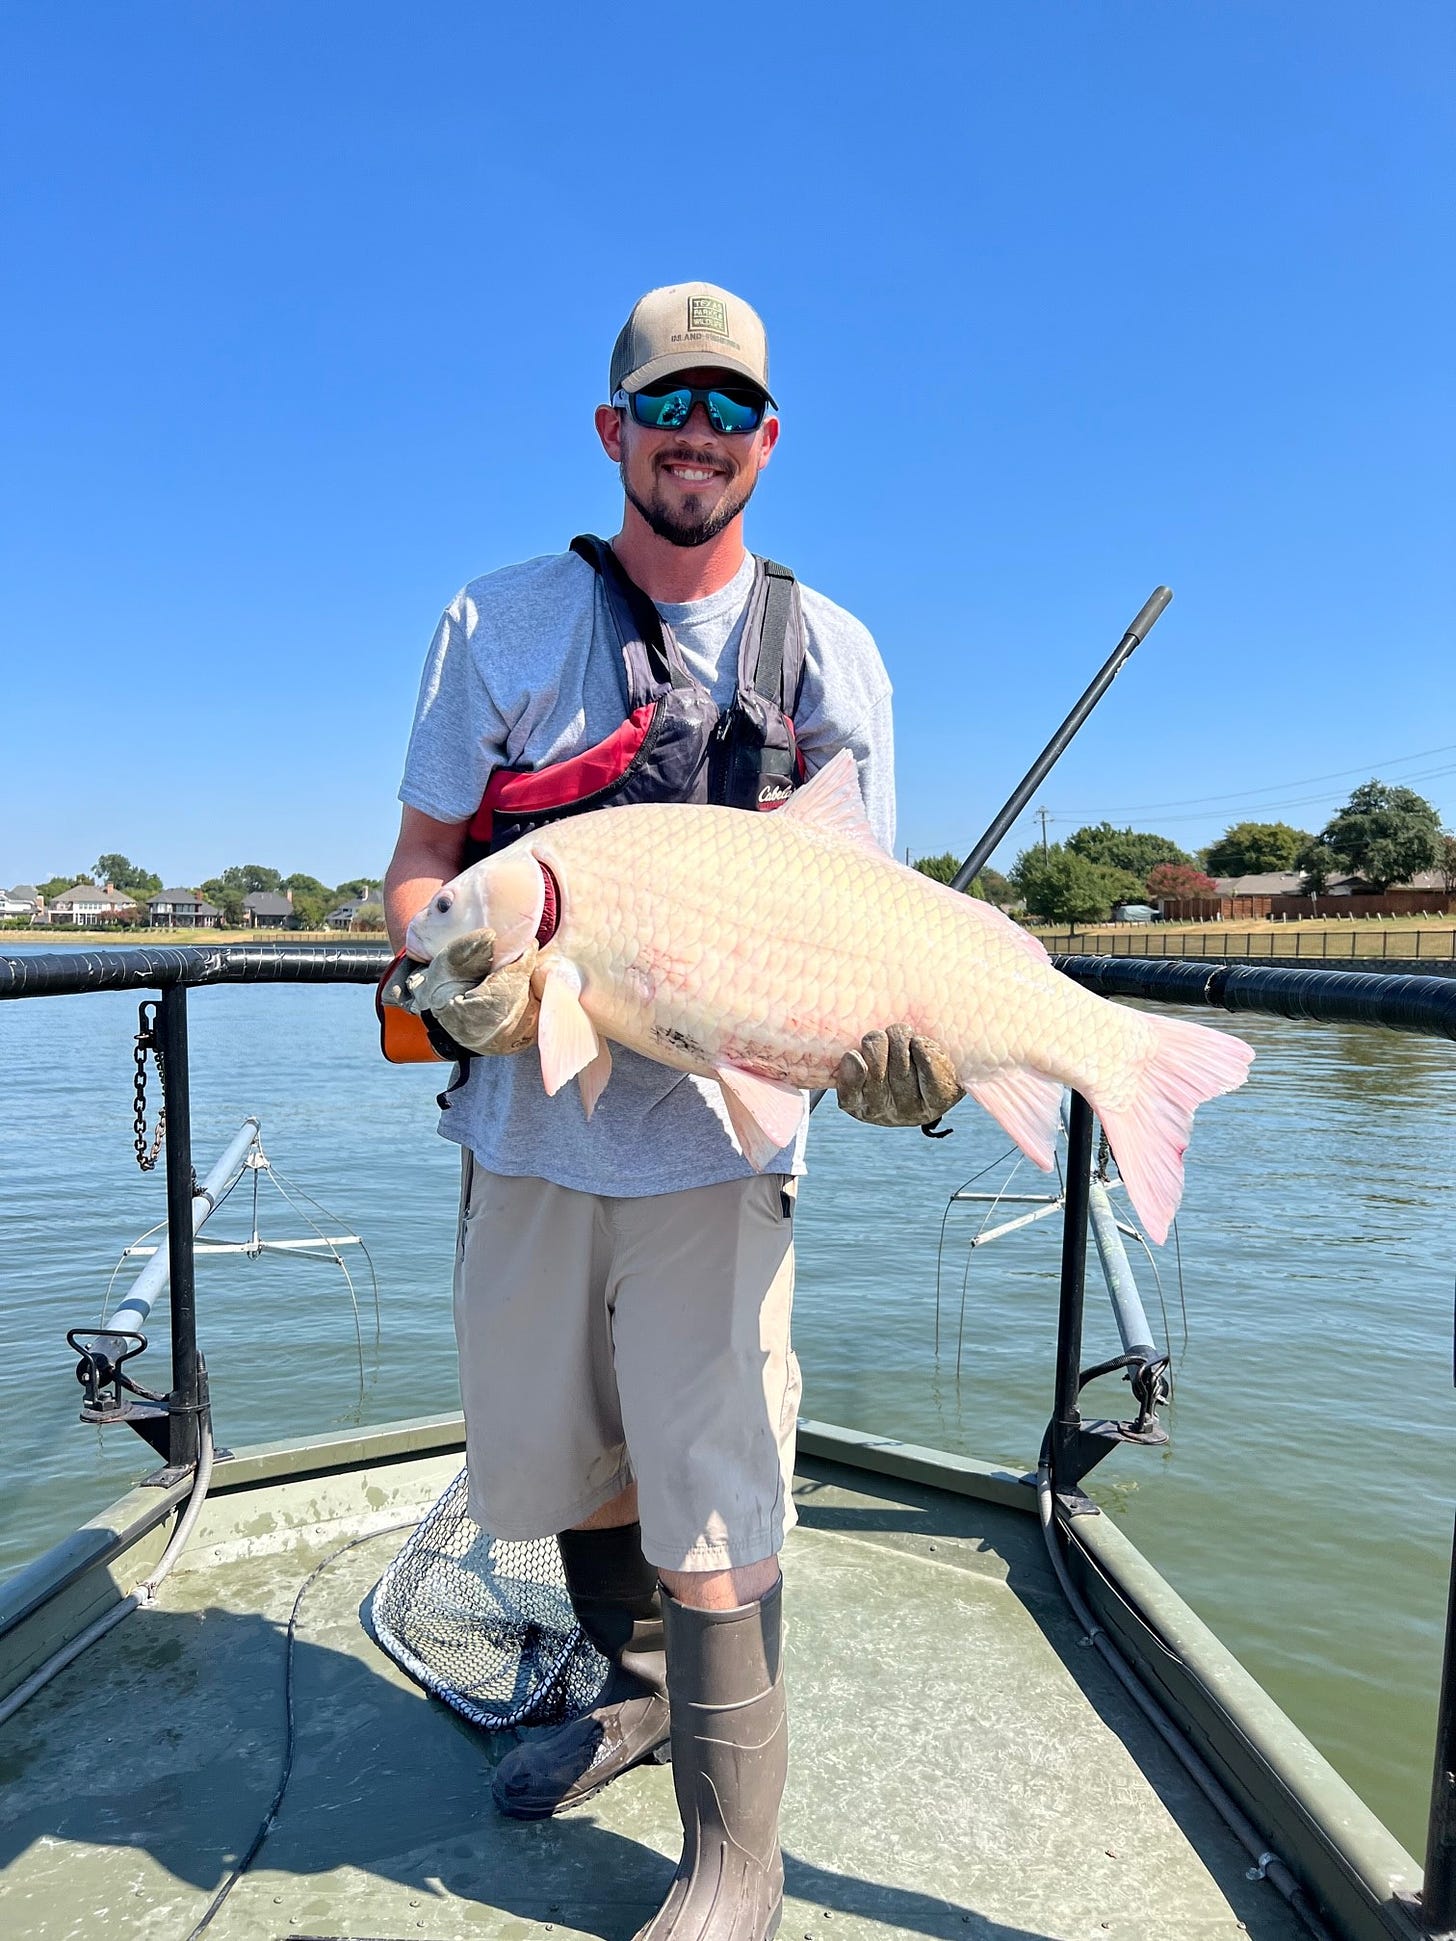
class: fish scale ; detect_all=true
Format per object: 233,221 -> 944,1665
407,751 -> 1254,1242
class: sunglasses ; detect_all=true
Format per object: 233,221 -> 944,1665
613,383 -> 769,435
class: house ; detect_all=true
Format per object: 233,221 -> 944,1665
148,889 -> 223,928
325,894 -> 386,931
47,882 -> 139,926
1,884 -> 41,920
243,890 -> 295,928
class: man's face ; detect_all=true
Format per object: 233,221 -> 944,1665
595,366 -> 779,548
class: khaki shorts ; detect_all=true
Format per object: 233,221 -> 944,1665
452,1157 -> 801,1573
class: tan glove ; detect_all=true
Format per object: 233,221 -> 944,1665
408,929 -> 541,1057
835,1025 -> 965,1129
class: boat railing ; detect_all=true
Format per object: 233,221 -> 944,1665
2,941 -> 1454,1934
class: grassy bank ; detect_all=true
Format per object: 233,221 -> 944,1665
0,927 -> 386,946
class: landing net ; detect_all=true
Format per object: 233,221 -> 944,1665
369,1469 -> 608,1731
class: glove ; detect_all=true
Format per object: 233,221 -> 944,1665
835,1025 -> 965,1130
392,929 -> 541,1058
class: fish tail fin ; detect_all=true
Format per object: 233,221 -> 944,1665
1093,1017 -> 1253,1245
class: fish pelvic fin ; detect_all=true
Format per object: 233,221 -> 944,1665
538,961 -> 600,1098
713,1064 -> 806,1171
1094,1016 -> 1255,1245
779,748 -> 880,851
577,1038 -> 613,1119
964,1066 -> 1064,1170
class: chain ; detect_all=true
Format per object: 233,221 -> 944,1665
133,1001 -> 167,1172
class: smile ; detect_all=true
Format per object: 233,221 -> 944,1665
662,464 -> 724,484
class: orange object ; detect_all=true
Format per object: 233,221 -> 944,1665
377,951 -> 447,1064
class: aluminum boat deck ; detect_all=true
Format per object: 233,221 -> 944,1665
0,1416 -> 1350,1941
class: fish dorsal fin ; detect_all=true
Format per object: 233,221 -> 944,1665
779,749 -> 880,850
538,961 -> 601,1097
713,1063 -> 805,1171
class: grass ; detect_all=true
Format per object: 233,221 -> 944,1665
1,927 -> 386,946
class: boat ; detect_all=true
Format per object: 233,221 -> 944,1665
1,941 -> 1451,1941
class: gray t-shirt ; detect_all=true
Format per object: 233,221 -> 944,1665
399,547 -> 895,1195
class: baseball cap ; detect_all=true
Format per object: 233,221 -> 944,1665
609,282 -> 776,405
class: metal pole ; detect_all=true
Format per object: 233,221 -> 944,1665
1087,1180 -> 1157,1360
1423,1504 -> 1456,1931
156,986 -> 201,1470
1052,1092 -> 1095,1494
952,587 -> 1172,892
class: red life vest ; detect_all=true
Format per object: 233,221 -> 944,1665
380,537 -> 807,1063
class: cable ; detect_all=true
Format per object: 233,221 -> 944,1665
0,1419 -> 216,1730
1035,1436 -> 1336,1941
1045,739 -> 1456,816
184,1517 -> 418,1939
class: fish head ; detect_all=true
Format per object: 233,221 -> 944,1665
405,840 -> 549,966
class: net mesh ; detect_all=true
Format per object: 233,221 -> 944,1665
369,1468 -> 608,1730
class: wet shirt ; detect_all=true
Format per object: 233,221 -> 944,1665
399,548 -> 895,1196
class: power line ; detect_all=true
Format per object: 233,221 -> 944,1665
1046,740 -> 1456,818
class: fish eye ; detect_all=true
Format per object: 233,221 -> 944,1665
435,892 -> 453,913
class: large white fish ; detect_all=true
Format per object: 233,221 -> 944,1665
406,751 -> 1252,1241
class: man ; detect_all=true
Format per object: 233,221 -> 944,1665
384,282 -> 960,1940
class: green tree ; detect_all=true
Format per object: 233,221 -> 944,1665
281,873 -> 332,930
1439,833 -> 1456,895
1066,822 -> 1190,878
200,878 -> 246,925
1304,780 -> 1443,893
334,876 -> 383,901
1294,838 -> 1335,895
971,865 -> 1013,907
911,852 -> 959,885
1011,844 -> 1143,925
214,863 -> 283,894
93,853 -> 162,896
1202,821 -> 1311,877
39,873 -> 93,901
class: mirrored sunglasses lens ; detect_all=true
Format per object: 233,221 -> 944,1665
707,391 -> 763,433
633,388 -> 691,428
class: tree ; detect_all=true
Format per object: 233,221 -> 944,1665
213,863 -> 283,894
971,866 -> 1013,907
1202,821 -> 1312,877
1066,823 -> 1190,878
1011,844 -> 1143,926
1303,779 -> 1443,893
1146,862 -> 1217,902
1439,833 -> 1456,895
94,853 -> 162,896
334,876 -> 383,900
912,852 -> 958,884
1294,838 -> 1335,896
200,878 -> 246,925
39,873 -> 92,900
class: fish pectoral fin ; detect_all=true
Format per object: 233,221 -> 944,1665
713,1064 -> 805,1171
965,1065 -> 1064,1170
779,748 -> 880,850
577,1038 -> 613,1119
538,962 -> 600,1098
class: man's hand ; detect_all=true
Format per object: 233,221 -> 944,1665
389,928 -> 541,1058
835,1025 -> 965,1129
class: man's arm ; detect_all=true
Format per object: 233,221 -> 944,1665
384,805 -> 471,955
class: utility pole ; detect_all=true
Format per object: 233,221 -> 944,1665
1036,807 -> 1051,856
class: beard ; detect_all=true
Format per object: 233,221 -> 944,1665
621,449 -> 759,548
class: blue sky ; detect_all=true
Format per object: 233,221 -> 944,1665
2,1 -> 1451,888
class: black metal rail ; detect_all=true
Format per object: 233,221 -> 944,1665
2,942 -> 1453,1930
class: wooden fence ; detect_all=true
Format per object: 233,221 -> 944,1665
1034,927 -> 1456,963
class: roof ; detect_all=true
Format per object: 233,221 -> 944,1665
242,891 -> 293,915
1211,872 -> 1305,896
51,882 -> 136,906
7,884 -> 38,900
150,887 -> 206,903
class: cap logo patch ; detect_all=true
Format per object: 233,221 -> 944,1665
687,295 -> 729,337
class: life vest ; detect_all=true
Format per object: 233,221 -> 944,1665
379,536 -> 808,1062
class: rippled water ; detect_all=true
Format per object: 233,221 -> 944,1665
1,970 -> 1450,1855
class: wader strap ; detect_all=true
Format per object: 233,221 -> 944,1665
570,534 -> 696,695
754,558 -> 796,708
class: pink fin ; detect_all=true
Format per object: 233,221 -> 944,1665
965,1066 -> 1063,1169
538,962 -> 599,1097
1094,1017 -> 1254,1245
577,1038 -> 613,1119
713,1064 -> 805,1171
780,749 -> 880,850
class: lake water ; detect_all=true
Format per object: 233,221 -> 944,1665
1,965 -> 1450,1858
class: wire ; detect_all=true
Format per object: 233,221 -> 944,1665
184,1518 -> 419,1939
1044,739 -> 1456,817
933,1144 -> 1019,1356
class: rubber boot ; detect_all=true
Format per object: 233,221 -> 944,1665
634,1580 -> 787,1941
492,1523 -> 671,1818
